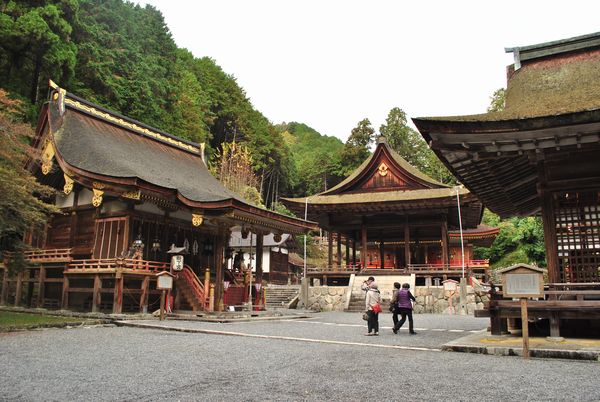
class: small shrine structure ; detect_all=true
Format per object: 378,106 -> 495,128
282,136 -> 497,285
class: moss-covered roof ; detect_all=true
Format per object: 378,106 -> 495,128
415,48 -> 600,123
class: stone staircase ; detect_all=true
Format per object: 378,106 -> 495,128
265,285 -> 300,309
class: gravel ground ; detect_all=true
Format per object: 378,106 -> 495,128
1,312 -> 599,401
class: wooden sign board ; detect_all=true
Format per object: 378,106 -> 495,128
156,273 -> 173,290
443,279 -> 458,292
500,265 -> 544,298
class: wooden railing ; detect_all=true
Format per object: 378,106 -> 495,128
179,265 -> 207,309
3,248 -> 73,263
68,258 -> 169,272
306,261 -> 489,273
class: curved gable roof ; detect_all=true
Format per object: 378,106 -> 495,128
321,136 -> 448,196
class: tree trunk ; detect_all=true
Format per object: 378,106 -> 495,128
30,55 -> 42,104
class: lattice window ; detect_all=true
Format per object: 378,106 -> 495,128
554,191 -> 600,283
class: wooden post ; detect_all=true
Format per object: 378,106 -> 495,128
549,312 -> 561,338
14,271 -> 23,307
215,230 -> 226,312
352,236 -> 357,268
25,269 -> 34,307
140,276 -> 149,314
37,266 -> 46,308
441,220 -> 449,266
379,235 -> 385,269
0,268 -> 8,305
520,298 -> 530,359
327,231 -> 333,269
404,225 -> 411,267
204,267 -> 210,306
361,224 -> 367,269
113,271 -> 123,314
61,276 -> 70,309
92,275 -> 101,313
159,290 -> 166,321
540,189 -> 560,283
345,234 -> 350,270
208,283 -> 215,312
336,232 -> 342,270
256,232 -> 263,284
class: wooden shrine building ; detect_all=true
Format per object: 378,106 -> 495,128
0,82 -> 316,313
413,32 -> 600,336
282,136 -> 498,285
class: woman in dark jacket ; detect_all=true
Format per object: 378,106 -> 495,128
392,283 -> 417,335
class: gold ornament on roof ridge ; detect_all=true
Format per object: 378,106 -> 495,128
64,98 -> 200,154
41,139 -> 55,175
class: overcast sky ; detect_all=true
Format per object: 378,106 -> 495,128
140,0 -> 600,142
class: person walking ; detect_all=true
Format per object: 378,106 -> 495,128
365,282 -> 381,336
393,283 -> 417,335
390,282 -> 401,329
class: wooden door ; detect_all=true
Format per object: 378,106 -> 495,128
92,217 -> 129,259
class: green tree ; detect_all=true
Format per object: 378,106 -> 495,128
339,118 -> 375,176
380,107 -> 455,184
0,0 -> 78,105
487,88 -> 506,112
0,89 -> 58,270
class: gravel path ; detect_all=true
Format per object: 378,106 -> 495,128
1,313 -> 598,401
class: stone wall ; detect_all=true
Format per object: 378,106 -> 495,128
413,286 -> 489,314
306,286 -> 348,312
305,285 -> 489,314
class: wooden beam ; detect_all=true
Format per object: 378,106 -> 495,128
361,225 -> 367,269
404,225 -> 410,267
14,272 -> 23,307
345,234 -> 350,270
441,220 -> 449,266
255,231 -> 264,285
92,275 -> 101,313
140,276 -> 149,314
328,231 -> 333,269
112,271 -> 123,314
61,276 -> 69,309
37,266 -> 46,308
336,232 -> 342,270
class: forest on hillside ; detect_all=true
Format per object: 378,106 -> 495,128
0,0 -> 545,268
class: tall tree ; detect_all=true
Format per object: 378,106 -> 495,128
0,89 -> 57,265
0,0 -> 78,104
487,88 -> 506,112
339,118 -> 375,176
380,107 -> 454,184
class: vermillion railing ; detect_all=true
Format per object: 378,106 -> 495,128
3,248 -> 73,263
68,258 -> 169,272
178,265 -> 207,309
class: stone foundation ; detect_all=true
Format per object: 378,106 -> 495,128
306,286 -> 348,312
306,285 -> 489,314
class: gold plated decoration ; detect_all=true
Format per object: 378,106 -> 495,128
378,162 -> 389,177
192,213 -> 204,227
63,173 -> 74,195
121,190 -> 141,200
64,98 -> 200,154
92,188 -> 104,207
41,140 -> 55,175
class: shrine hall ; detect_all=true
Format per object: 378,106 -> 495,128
282,136 -> 498,285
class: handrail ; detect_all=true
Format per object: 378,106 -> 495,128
4,248 -> 73,262
179,265 -> 207,309
68,258 -> 169,272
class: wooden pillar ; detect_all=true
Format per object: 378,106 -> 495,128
336,232 -> 342,270
112,271 -> 123,314
256,232 -> 264,285
352,236 -> 357,267
424,244 -> 429,264
540,190 -> 560,283
37,266 -> 46,308
379,235 -> 385,269
361,224 -> 367,269
404,225 -> 411,267
61,276 -> 70,309
1,268 -> 8,305
14,271 -> 23,307
441,220 -> 449,266
92,275 -> 101,313
25,268 -> 34,307
140,276 -> 149,314
327,231 -> 333,269
215,227 -> 229,312
549,312 -> 561,338
345,234 -> 350,270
